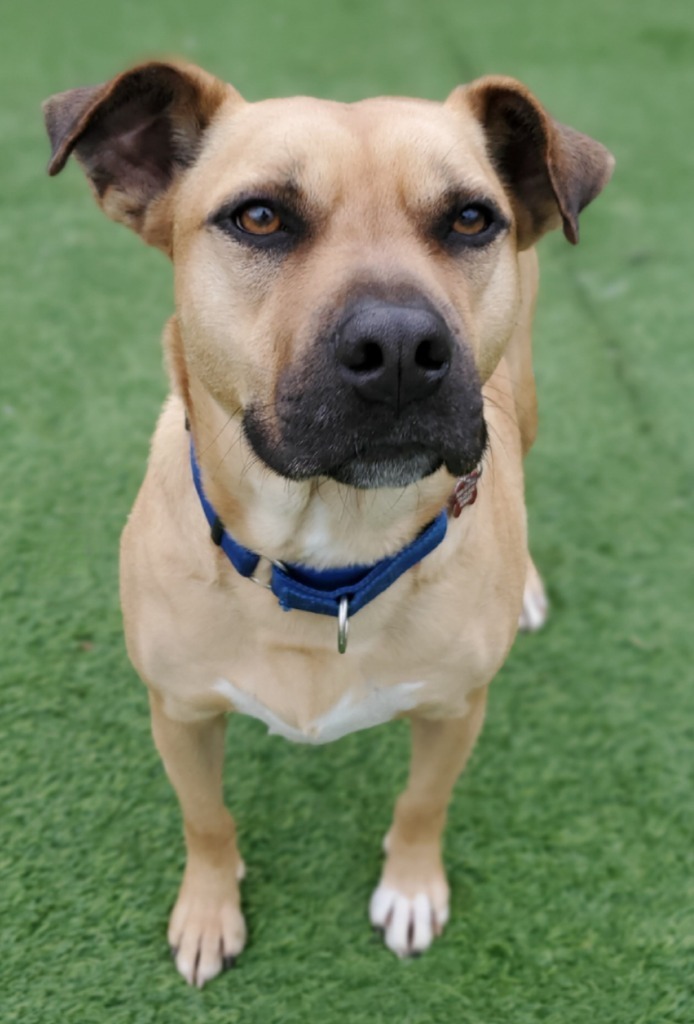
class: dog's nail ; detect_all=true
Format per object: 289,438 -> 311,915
222,955 -> 237,971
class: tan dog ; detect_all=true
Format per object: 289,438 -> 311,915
44,61 -> 613,987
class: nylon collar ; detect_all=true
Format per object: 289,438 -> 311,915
190,439 -> 478,652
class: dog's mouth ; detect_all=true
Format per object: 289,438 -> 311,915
244,408 -> 487,490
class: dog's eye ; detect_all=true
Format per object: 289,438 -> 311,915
452,204 -> 494,237
210,196 -> 300,248
235,203 -> 284,236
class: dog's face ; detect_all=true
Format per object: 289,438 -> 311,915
44,62 -> 613,489
174,97 -> 517,487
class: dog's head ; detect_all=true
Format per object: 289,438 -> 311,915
44,61 -> 613,489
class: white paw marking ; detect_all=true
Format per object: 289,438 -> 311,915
519,568 -> 549,632
169,896 -> 246,988
369,884 -> 449,958
213,678 -> 424,745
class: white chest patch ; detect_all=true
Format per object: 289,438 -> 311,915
213,678 -> 424,745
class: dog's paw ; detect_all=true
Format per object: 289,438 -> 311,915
519,557 -> 549,632
369,883 -> 449,958
168,873 -> 246,988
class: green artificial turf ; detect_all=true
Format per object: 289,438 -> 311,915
1,1 -> 693,1021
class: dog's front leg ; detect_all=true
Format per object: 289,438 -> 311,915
149,692 -> 246,987
370,685 -> 488,957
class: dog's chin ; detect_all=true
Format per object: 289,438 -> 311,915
326,438 -> 487,488
328,450 -> 443,489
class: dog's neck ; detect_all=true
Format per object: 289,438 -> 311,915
184,394 -> 459,571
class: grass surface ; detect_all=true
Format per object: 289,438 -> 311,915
2,1 -> 693,1021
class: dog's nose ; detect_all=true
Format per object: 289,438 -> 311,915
334,301 -> 453,408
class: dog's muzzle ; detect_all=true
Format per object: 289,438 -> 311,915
243,293 -> 486,489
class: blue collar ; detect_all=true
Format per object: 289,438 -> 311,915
190,441 -> 449,652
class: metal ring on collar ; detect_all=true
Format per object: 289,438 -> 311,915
337,595 -> 350,654
249,555 -> 288,590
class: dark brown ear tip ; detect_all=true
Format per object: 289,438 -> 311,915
41,83 -> 107,178
46,141 -> 71,176
42,97 -> 68,175
563,219 -> 579,245
44,148 -> 63,176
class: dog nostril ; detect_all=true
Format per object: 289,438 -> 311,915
415,338 -> 448,372
347,339 -> 384,373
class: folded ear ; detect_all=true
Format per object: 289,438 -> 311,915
43,60 -> 240,253
448,76 -> 614,247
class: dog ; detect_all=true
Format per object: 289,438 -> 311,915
43,60 -> 613,987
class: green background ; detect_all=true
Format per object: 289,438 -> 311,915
1,1 -> 692,1021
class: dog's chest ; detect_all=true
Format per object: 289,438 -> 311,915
212,677 -> 425,744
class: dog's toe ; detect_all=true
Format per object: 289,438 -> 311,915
168,888 -> 246,988
369,884 -> 448,958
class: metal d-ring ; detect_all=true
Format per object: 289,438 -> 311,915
249,556 -> 288,591
337,596 -> 350,654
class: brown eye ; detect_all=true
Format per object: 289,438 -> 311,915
452,204 -> 492,236
236,204 -> 283,235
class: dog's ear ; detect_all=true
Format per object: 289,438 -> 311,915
448,76 -> 614,247
43,60 -> 240,254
